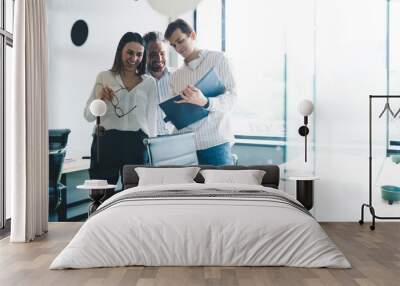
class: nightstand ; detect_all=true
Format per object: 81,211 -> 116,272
287,176 -> 319,210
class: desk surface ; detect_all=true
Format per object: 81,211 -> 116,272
62,158 -> 90,174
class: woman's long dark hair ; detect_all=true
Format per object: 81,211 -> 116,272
110,32 -> 146,75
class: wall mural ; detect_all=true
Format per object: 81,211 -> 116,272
47,0 -> 316,221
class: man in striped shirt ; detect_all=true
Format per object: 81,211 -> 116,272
164,19 -> 237,166
143,31 -> 174,135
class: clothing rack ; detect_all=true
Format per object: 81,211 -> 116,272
359,95 -> 400,230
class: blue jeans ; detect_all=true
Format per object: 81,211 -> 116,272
196,143 -> 233,166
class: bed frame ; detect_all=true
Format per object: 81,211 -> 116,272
122,165 -> 280,190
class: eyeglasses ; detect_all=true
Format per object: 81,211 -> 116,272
95,83 -> 137,118
110,94 -> 137,118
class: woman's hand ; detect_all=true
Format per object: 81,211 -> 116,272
175,85 -> 208,107
98,86 -> 115,102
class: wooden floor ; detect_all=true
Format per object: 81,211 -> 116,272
0,222 -> 399,286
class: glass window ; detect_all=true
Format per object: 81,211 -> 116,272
196,0 -> 222,51
1,0 -> 14,227
388,0 -> 400,146
5,43 -> 12,220
389,0 -> 400,87
5,0 -> 14,33
226,0 -> 287,137
195,0 -> 315,140
0,37 -> 3,228
0,1 -> 3,29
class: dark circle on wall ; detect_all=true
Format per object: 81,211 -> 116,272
71,20 -> 89,46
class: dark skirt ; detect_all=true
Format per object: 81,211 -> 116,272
89,129 -> 147,185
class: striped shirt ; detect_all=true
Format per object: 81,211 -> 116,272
171,50 -> 237,150
147,67 -> 174,135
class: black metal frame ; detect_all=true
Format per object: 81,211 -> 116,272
359,95 -> 400,230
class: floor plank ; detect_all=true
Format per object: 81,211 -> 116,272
0,222 -> 399,286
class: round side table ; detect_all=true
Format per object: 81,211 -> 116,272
287,176 -> 319,211
77,184 -> 116,215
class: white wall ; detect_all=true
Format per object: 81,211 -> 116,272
313,0 -> 387,221
46,0 -> 169,159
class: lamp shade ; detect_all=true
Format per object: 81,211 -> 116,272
148,0 -> 203,17
89,99 -> 107,117
298,99 -> 314,116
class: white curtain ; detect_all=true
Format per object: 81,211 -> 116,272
9,0 -> 49,242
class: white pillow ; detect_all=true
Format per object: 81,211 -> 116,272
135,167 -> 200,186
200,169 -> 266,185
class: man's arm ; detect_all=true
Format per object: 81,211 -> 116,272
206,54 -> 237,113
173,54 -> 237,113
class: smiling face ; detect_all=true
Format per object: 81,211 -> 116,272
167,28 -> 196,60
121,41 -> 144,72
146,40 -> 167,73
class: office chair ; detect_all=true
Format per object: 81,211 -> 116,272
48,150 -> 67,221
144,132 -> 199,166
48,129 -> 70,221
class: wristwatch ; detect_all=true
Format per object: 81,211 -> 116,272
203,98 -> 210,109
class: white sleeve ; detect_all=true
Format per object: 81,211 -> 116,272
146,79 -> 158,138
207,54 -> 237,113
84,72 -> 103,122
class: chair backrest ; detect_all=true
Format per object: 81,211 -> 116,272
49,150 -> 66,188
49,129 -> 71,152
143,132 -> 198,166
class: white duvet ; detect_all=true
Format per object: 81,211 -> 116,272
50,183 -> 351,269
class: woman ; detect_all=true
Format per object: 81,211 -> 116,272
84,32 -> 157,185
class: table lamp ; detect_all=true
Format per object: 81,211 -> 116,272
89,99 -> 107,163
298,99 -> 314,162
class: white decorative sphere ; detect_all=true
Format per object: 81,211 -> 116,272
297,100 -> 314,116
148,0 -> 204,17
89,99 -> 107,117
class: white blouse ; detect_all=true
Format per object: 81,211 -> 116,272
84,70 -> 158,137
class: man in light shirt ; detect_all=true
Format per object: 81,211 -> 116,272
143,31 -> 173,135
164,18 -> 237,166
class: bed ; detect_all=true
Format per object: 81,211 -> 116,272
50,165 -> 350,269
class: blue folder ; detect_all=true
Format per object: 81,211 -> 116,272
159,69 -> 225,130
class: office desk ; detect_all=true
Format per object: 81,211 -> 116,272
62,158 -> 90,174
57,158 -> 91,221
